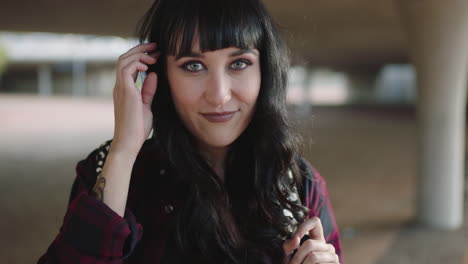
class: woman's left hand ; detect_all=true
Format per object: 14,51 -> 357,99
282,216 -> 340,264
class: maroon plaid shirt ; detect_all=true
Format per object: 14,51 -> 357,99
38,139 -> 343,263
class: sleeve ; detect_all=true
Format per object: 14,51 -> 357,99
300,158 -> 344,264
37,139 -> 143,264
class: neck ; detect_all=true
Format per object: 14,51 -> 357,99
198,143 -> 228,181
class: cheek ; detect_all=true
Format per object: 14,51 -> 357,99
235,69 -> 261,104
167,72 -> 201,113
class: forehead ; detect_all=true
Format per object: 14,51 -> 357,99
171,30 -> 258,59
165,13 -> 263,58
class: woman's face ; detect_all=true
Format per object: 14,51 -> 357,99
166,41 -> 261,149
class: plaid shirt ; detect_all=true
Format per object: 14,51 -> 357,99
38,139 -> 343,264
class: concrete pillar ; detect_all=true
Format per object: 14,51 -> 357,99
397,0 -> 468,229
72,61 -> 87,96
38,64 -> 53,95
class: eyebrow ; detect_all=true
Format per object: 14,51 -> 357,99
175,48 -> 259,61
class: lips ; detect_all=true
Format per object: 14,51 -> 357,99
201,110 -> 238,123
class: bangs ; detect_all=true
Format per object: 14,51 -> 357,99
157,0 -> 264,57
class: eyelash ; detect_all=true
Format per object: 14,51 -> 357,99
181,59 -> 253,72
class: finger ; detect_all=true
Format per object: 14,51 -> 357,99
121,62 -> 149,85
327,244 -> 336,254
148,51 -> 161,58
321,261 -> 340,264
283,235 -> 300,256
118,53 -> 158,70
303,251 -> 339,264
141,72 -> 157,105
120,42 -> 157,59
295,217 -> 325,242
289,239 -> 330,264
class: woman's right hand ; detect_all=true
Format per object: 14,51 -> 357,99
282,217 -> 340,264
110,42 -> 160,158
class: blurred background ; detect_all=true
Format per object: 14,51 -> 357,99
0,0 -> 467,263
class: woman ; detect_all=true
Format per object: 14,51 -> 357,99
38,0 -> 343,263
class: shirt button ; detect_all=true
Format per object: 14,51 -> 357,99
287,192 -> 298,202
164,204 -> 174,214
283,208 -> 293,218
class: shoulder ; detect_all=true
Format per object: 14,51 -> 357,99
75,136 -> 172,200
82,137 -> 165,163
76,137 -> 166,184
294,156 -> 328,208
74,139 -> 113,191
296,156 -> 327,190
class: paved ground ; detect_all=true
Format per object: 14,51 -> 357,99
0,94 -> 466,263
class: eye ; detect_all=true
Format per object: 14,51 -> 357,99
230,59 -> 252,70
182,61 -> 205,72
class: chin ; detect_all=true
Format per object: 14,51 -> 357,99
198,133 -> 239,148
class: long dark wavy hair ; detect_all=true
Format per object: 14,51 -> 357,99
138,0 -> 310,263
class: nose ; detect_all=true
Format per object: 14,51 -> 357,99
204,70 -> 231,107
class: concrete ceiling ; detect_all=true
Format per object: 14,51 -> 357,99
0,0 -> 409,68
